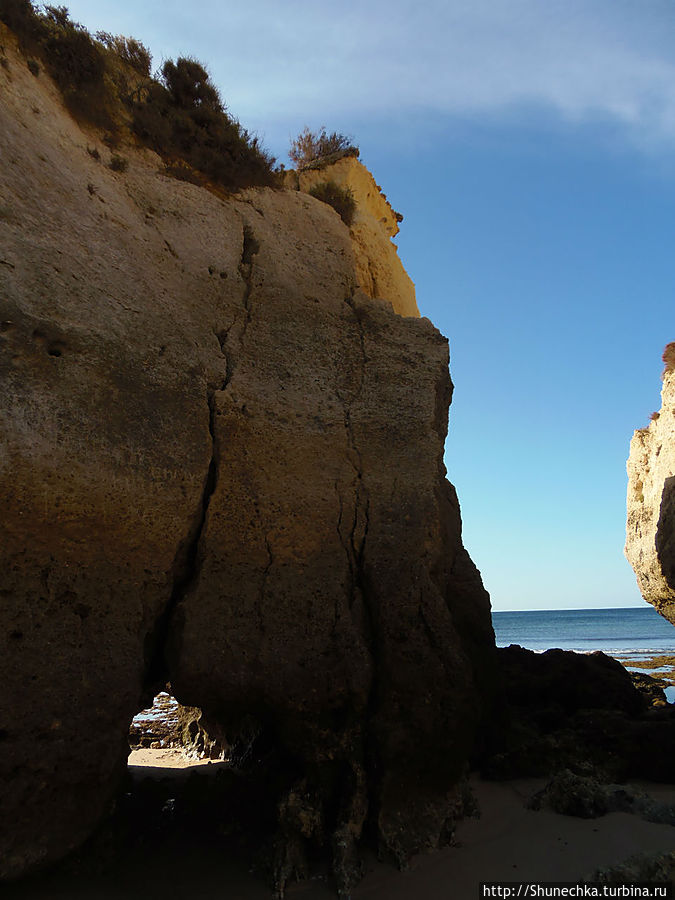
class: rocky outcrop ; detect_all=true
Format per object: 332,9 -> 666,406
285,155 -> 420,318
626,350 -> 675,625
481,646 -> 675,782
0,28 -> 493,892
529,769 -> 675,823
128,692 -> 224,759
591,850 -> 675,884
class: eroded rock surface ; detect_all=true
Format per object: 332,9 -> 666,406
626,353 -> 675,624
286,155 -> 420,318
0,29 -> 493,890
529,769 -> 675,824
591,850 -> 675,884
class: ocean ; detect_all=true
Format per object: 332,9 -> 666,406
491,606 -> 675,702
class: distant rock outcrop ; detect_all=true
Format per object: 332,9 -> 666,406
625,348 -> 675,625
0,26 -> 493,893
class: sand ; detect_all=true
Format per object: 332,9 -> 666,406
127,746 -> 228,778
128,747 -> 210,768
7,750 -> 675,899
353,778 -> 675,898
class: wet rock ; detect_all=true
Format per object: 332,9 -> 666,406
628,671 -> 669,708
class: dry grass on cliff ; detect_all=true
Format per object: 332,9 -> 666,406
0,1 -> 278,192
663,342 -> 675,376
289,126 -> 359,170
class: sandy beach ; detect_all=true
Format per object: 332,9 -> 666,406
127,747 -> 227,777
6,749 -> 675,900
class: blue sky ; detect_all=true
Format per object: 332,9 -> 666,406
62,0 -> 675,610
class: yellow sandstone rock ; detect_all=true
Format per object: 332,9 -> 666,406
626,357 -> 675,624
286,155 -> 420,318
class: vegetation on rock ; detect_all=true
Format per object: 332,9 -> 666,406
0,1 -> 278,191
108,152 -> 128,172
95,30 -> 151,76
308,180 -> 356,226
289,126 -> 359,170
662,341 -> 675,375
131,56 -> 277,191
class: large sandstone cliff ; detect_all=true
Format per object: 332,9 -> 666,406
0,27 -> 494,894
626,350 -> 675,625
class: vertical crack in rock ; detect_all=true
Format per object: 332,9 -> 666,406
237,223 -> 259,345
216,220 -> 260,389
143,391 -> 219,693
366,257 -> 379,300
216,314 -> 237,389
345,293 -> 372,624
145,223 -> 261,692
328,292 -> 381,894
336,292 -> 370,621
259,534 -> 274,634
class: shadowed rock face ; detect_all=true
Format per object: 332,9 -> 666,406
481,646 -> 675,784
626,361 -> 675,625
0,30 -> 494,891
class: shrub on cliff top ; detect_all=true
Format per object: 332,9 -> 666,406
0,0 -> 38,38
289,126 -> 359,170
0,3 -> 117,129
663,342 -> 675,375
95,31 -> 151,76
130,56 -> 278,192
41,7 -> 104,89
162,57 -> 220,110
0,4 -> 278,192
308,180 -> 356,227
38,6 -> 116,128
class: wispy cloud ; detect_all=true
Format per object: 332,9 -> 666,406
67,0 -> 675,149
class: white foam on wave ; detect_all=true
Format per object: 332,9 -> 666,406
496,642 -> 675,658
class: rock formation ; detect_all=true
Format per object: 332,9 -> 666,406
0,24 -> 494,894
481,646 -> 675,784
625,346 -> 675,625
128,692 -> 224,759
591,850 -> 675,885
285,155 -> 420,318
528,769 -> 675,824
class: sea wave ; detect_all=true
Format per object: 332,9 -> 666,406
495,642 -> 675,656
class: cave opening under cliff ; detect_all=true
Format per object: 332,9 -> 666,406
116,690 -> 290,883
33,691 -> 281,891
128,689 -> 226,764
